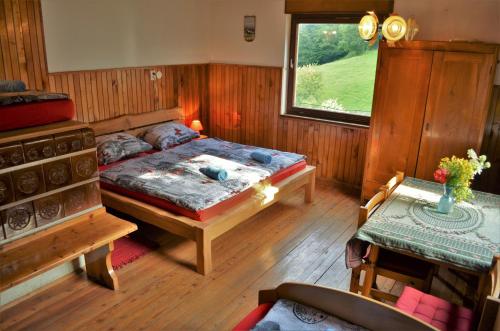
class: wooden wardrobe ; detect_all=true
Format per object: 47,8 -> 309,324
362,41 -> 498,200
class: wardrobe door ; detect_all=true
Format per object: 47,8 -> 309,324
416,51 -> 496,180
362,47 -> 433,200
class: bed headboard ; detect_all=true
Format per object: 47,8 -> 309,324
90,107 -> 183,136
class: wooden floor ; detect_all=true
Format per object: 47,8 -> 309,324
0,181 -> 466,330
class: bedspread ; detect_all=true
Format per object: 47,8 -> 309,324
100,138 -> 305,211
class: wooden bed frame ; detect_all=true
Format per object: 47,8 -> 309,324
90,108 -> 316,275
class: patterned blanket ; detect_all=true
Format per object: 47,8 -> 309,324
0,92 -> 69,106
252,299 -> 368,331
100,138 -> 305,211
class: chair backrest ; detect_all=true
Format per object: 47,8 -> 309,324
381,171 -> 405,198
358,190 -> 386,228
478,256 -> 500,331
258,283 -> 436,331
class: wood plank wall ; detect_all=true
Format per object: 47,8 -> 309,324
277,117 -> 368,186
47,64 -> 209,126
208,63 -> 368,186
208,64 -> 280,148
0,0 -> 48,90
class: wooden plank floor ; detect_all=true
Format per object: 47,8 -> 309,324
0,181 -> 465,330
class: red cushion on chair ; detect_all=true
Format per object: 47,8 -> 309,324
232,303 -> 274,331
396,286 -> 474,331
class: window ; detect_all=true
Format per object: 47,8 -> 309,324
286,14 -> 379,126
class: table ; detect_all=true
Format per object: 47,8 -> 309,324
354,177 -> 500,303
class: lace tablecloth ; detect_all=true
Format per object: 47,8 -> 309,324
355,177 -> 500,272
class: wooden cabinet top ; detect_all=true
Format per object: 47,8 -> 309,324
380,40 -> 499,54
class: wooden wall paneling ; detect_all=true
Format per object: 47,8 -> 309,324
207,64 -> 281,149
0,0 -> 47,89
275,116 -> 367,187
47,64 -> 208,125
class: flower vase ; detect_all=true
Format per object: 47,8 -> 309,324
437,184 -> 455,214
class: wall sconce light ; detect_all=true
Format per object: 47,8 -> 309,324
381,15 -> 407,42
358,11 -> 379,44
359,12 -> 413,45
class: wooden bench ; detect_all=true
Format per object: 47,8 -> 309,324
0,207 -> 137,292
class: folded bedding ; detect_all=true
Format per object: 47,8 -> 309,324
200,166 -> 228,181
251,151 -> 272,164
100,138 -> 305,213
0,80 -> 26,93
0,91 -> 69,106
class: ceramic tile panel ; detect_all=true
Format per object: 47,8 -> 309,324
54,131 -> 83,156
23,136 -> 55,162
12,165 -> 45,200
2,202 -> 36,239
0,143 -> 24,169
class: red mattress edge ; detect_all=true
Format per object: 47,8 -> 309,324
100,160 -> 307,221
232,303 -> 274,331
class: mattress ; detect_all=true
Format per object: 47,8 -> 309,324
99,138 -> 306,221
0,99 -> 75,131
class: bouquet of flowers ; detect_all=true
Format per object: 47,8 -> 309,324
433,149 -> 491,203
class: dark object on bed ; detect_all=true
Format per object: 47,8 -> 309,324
0,80 -> 26,93
251,151 -> 272,164
0,99 -> 75,131
200,166 -> 228,181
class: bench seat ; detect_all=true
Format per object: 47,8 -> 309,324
0,207 -> 137,291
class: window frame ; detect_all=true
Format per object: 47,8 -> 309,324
286,14 -> 377,126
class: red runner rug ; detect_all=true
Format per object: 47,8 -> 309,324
111,235 -> 158,270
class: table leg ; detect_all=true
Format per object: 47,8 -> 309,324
361,245 -> 379,297
349,266 -> 361,293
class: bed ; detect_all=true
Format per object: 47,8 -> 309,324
90,108 -> 316,275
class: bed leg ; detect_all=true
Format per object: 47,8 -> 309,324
305,169 -> 316,203
84,242 -> 119,290
196,229 -> 213,275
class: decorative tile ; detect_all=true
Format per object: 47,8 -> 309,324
0,143 -> 24,169
0,173 -> 14,206
71,152 -> 98,183
22,136 -> 55,162
12,165 -> 45,200
34,193 -> 64,227
2,202 -> 36,239
54,130 -> 83,156
43,158 -> 72,191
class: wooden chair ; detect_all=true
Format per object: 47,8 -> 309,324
380,171 -> 405,198
477,256 -> 500,330
351,172 -> 435,302
395,257 -> 500,331
233,283 -> 436,330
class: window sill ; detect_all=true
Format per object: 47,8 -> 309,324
280,113 -> 370,130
